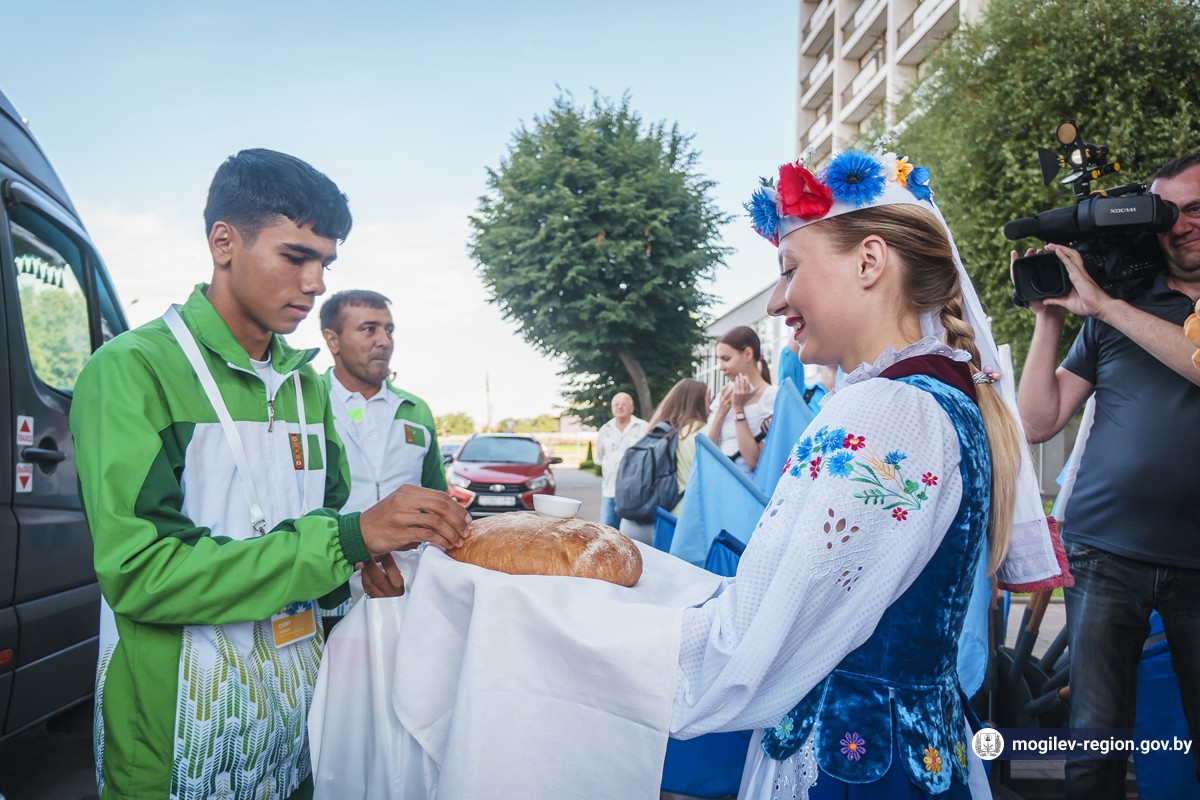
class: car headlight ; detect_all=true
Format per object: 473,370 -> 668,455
448,473 -> 470,489
527,475 -> 550,492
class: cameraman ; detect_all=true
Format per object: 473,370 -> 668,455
1016,152 -> 1200,799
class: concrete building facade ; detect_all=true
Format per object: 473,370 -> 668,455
796,0 -> 984,161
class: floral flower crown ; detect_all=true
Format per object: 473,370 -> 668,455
746,148 -> 933,246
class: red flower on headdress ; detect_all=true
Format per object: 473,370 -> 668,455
777,161 -> 834,220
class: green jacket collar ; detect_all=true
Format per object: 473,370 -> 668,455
179,284 -> 319,373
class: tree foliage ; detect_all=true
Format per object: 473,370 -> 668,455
510,414 -> 559,433
892,0 -> 1200,367
469,92 -> 730,426
435,412 -> 477,436
17,282 -> 90,391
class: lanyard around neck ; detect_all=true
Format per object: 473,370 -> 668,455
164,306 -> 309,535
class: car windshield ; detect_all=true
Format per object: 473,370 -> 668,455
456,437 -> 543,465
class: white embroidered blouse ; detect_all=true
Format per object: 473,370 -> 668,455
670,340 -> 991,799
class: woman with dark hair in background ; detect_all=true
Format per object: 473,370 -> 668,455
706,325 -> 776,474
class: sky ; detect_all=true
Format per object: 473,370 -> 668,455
4,0 -> 797,426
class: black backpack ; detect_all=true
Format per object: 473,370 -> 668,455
613,422 -> 682,522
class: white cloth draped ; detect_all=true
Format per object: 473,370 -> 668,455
310,542 -> 722,799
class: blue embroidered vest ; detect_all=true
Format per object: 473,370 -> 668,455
761,373 -> 991,794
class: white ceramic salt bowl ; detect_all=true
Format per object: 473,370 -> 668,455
532,494 -> 582,519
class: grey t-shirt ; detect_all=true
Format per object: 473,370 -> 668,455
1060,272 -> 1200,568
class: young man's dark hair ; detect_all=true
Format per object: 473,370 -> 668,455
203,148 -> 353,243
320,289 -> 392,333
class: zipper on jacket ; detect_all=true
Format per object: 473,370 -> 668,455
267,399 -> 276,432
376,480 -> 381,501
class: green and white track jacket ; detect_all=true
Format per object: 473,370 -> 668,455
71,285 -> 369,800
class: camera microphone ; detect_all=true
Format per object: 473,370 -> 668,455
1002,206 -> 1081,243
1003,217 -> 1041,240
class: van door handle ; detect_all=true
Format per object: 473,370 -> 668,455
22,447 -> 66,464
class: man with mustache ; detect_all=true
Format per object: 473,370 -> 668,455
1017,152 -> 1200,799
71,150 -> 469,800
320,290 -> 447,604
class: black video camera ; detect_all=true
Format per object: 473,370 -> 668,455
1006,121 -> 1177,307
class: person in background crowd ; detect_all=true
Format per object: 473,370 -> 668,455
595,391 -> 647,528
618,379 -> 710,545
707,325 -> 777,474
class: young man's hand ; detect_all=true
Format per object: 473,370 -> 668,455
359,485 -> 471,556
360,554 -> 405,598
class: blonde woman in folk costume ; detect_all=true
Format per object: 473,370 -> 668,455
669,148 -> 1063,798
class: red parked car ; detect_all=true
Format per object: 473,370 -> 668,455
444,434 -> 562,517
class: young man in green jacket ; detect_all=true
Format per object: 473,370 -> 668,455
71,149 -> 470,800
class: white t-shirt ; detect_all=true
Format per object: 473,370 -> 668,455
328,370 -> 432,513
709,383 -> 778,474
595,416 -> 648,497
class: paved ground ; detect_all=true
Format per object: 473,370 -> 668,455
553,465 -> 603,524
0,700 -> 96,800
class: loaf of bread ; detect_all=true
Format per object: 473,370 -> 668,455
448,512 -> 643,587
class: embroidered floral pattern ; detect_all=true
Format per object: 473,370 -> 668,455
956,740 -> 967,769
840,731 -> 867,761
923,745 -> 943,774
788,426 -> 940,519
826,450 -> 855,478
774,715 -> 795,738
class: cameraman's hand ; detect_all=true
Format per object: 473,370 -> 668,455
1043,244 -> 1115,320
1011,248 -> 1066,318
358,484 -> 471,556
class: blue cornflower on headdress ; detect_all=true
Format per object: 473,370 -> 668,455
908,166 -> 932,202
746,186 -> 780,244
822,150 -> 886,207
884,450 -> 907,466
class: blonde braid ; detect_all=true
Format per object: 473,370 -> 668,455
941,299 -> 1019,572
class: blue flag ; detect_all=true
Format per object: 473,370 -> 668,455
669,434 -> 769,566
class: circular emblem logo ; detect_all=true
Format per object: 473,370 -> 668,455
489,484 -> 505,493
971,727 -> 1004,761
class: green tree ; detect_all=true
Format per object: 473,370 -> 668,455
18,284 -> 90,391
511,414 -> 558,433
435,412 -> 476,436
892,0 -> 1200,367
469,92 -> 730,426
